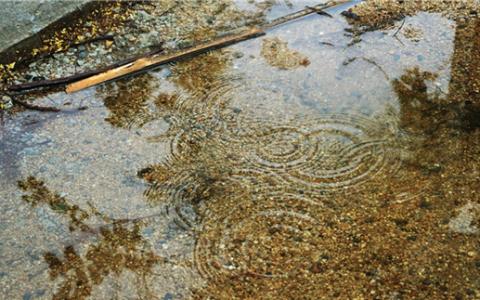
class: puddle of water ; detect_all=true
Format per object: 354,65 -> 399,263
1,1 -> 480,299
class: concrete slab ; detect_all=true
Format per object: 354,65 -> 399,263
0,0 -> 93,64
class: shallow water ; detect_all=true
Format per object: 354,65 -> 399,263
1,1 -> 480,299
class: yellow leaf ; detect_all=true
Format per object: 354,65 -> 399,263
7,62 -> 15,69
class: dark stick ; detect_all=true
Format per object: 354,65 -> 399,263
7,47 -> 164,92
306,6 -> 333,18
393,19 -> 405,37
12,98 -> 60,112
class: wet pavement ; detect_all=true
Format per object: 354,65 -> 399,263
1,1 -> 480,299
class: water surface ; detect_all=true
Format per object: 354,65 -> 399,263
1,1 -> 480,299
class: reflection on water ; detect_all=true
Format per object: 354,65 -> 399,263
99,73 -> 157,128
18,176 -> 165,300
4,1 -> 480,299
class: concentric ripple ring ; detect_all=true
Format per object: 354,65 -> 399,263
194,189 -> 333,281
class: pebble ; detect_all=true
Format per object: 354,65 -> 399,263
78,51 -> 88,60
143,228 -> 154,235
351,91 -> 362,98
1,95 -> 13,109
466,290 -> 476,296
114,35 -> 126,47
138,10 -> 154,22
162,293 -> 174,300
234,52 -> 244,58
341,10 -> 359,20
66,162 -> 76,169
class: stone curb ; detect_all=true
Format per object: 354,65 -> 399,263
0,0 -> 96,64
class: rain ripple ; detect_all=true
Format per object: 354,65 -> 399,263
194,186 -> 334,282
242,114 -> 411,199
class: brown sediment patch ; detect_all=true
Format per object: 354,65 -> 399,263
343,0 -> 480,31
100,73 -> 155,128
261,37 -> 310,69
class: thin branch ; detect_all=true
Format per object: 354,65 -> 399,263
66,0 -> 352,93
12,98 -> 60,112
8,47 -> 163,92
360,57 -> 390,81
306,6 -> 333,18
393,19 -> 405,37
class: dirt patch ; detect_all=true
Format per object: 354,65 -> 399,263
261,36 -> 310,69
